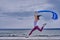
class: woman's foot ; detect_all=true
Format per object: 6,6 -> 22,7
43,23 -> 47,26
25,35 -> 29,38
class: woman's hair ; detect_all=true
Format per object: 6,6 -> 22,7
37,15 -> 42,20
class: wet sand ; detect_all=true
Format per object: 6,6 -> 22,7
0,37 -> 60,40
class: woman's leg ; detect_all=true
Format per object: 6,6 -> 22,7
37,23 -> 47,32
37,26 -> 44,32
29,26 -> 38,36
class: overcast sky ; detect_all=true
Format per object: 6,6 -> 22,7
0,0 -> 60,29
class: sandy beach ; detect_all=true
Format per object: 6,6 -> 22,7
0,37 -> 60,40
0,29 -> 60,40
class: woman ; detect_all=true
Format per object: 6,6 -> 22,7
29,11 -> 47,36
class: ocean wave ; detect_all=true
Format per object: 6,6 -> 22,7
0,34 -> 60,37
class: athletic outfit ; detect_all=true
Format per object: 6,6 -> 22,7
29,21 -> 45,36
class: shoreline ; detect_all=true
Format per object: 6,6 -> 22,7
0,37 -> 60,39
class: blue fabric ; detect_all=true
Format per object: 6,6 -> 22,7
37,10 -> 58,20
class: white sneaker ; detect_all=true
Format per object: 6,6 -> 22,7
43,23 -> 47,26
25,35 -> 29,38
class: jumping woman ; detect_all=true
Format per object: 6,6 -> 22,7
29,11 -> 47,36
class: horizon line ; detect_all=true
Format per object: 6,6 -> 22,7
0,28 -> 60,30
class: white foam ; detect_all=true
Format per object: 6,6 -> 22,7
0,37 -> 60,39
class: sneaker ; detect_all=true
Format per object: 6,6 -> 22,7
43,23 -> 47,26
25,35 -> 29,38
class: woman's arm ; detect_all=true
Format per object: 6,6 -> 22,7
34,11 -> 38,16
34,11 -> 38,21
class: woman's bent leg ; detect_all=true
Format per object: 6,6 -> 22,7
38,27 -> 44,32
37,23 -> 47,32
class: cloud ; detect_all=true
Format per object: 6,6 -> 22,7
0,16 -> 34,29
0,0 -> 53,12
48,0 -> 60,15
0,0 -> 60,29
2,12 -> 33,17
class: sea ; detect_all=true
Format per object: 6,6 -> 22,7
0,28 -> 60,40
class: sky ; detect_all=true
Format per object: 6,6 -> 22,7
0,0 -> 60,29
